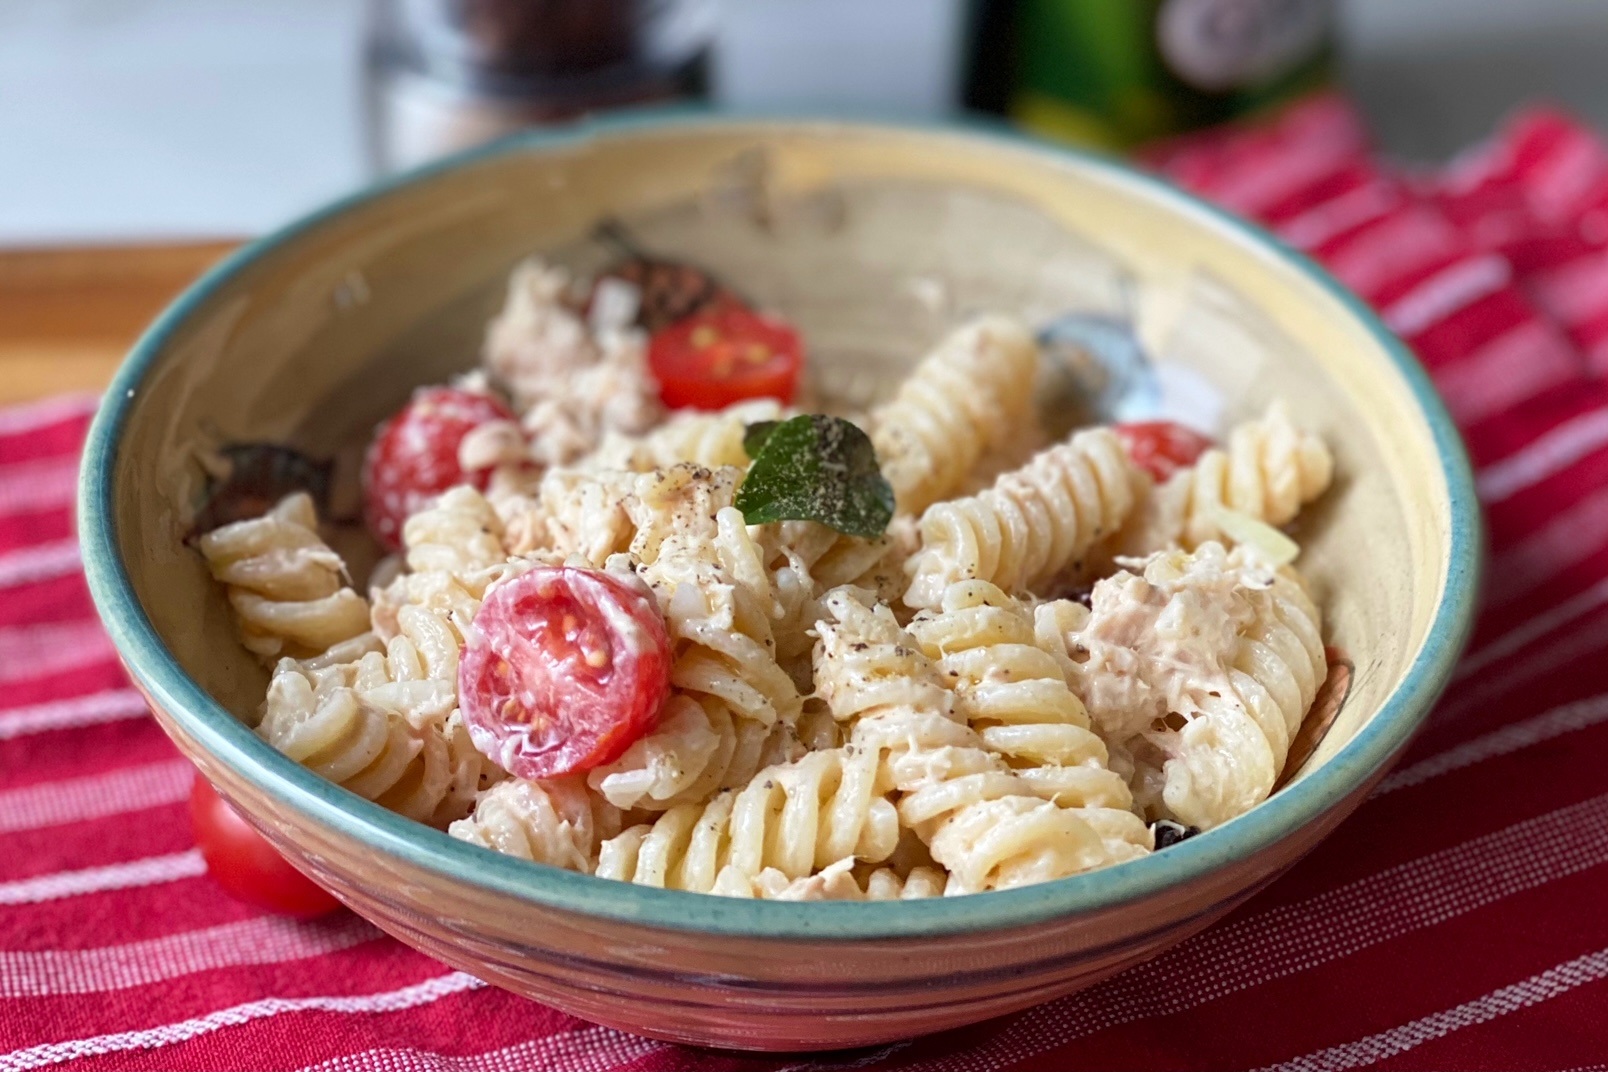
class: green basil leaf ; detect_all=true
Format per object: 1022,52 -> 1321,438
735,414 -> 894,538
742,420 -> 781,459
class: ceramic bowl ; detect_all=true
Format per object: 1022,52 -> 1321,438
79,115 -> 1480,1051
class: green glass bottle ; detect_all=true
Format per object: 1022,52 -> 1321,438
1007,0 -> 1336,148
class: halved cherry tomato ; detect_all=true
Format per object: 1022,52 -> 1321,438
648,307 -> 803,411
459,566 -> 671,779
362,385 -> 517,550
1115,421 -> 1215,482
190,777 -> 341,918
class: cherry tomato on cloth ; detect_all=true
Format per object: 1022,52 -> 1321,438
648,307 -> 803,411
459,566 -> 672,780
189,776 -> 340,918
1115,420 -> 1215,482
362,385 -> 516,550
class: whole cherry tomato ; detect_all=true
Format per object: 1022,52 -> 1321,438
362,385 -> 516,550
648,307 -> 803,411
189,776 -> 341,918
1115,420 -> 1215,481
459,566 -> 671,780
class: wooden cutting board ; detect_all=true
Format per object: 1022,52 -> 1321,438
0,241 -> 239,404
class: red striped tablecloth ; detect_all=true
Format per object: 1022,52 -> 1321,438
6,97 -> 1608,1070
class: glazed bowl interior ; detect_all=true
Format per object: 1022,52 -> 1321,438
85,117 -> 1478,942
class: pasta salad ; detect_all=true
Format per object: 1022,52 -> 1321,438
195,249 -> 1335,900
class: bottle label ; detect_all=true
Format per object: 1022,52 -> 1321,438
1156,0 -> 1333,92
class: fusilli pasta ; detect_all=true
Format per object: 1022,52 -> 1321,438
753,856 -> 947,900
870,315 -> 1039,514
529,465 -> 808,820
1052,543 -> 1327,829
259,659 -> 493,827
1115,403 -> 1333,557
448,775 -> 622,872
371,486 -> 531,646
199,493 -> 370,660
589,399 -> 785,473
585,693 -> 804,811
816,588 -> 1133,893
594,745 -> 898,895
902,428 -> 1140,609
908,580 -> 1150,863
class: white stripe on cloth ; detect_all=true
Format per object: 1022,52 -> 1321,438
1528,127 -> 1605,217
1381,253 -> 1511,337
0,620 -> 116,685
1454,574 -> 1608,681
1484,484 -> 1608,607
0,688 -> 148,740
1428,317 -> 1582,427
1209,142 -> 1359,217
1437,606 -> 1608,728
0,395 -> 96,438
0,454 -> 79,519
297,1026 -> 667,1072
1478,405 -> 1608,504
1275,181 -> 1397,251
1538,248 -> 1608,326
0,914 -> 381,997
0,539 -> 80,589
897,791 -> 1608,1072
0,850 -> 205,906
1325,209 -> 1459,298
1250,944 -> 1608,1072
1376,692 -> 1608,797
0,970 -> 483,1072
0,759 -> 192,834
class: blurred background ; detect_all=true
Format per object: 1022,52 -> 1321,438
3,0 -> 1607,244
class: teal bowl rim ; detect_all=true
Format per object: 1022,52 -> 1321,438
78,112 -> 1482,941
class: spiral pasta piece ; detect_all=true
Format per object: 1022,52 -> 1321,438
647,516 -> 803,731
870,315 -> 1039,514
753,856 -> 947,900
588,399 -> 785,473
1118,403 -> 1333,556
349,603 -> 462,729
903,428 -> 1140,609
755,519 -> 914,666
911,584 -> 1112,789
594,744 -> 899,894
199,492 -> 370,660
586,693 -> 805,811
858,865 -> 947,900
540,462 -> 746,569
259,660 -> 493,827
908,580 -> 1149,864
371,486 -> 536,647
403,485 -> 509,578
545,466 -> 805,818
816,588 -> 1130,893
1152,563 -> 1326,829
449,776 -> 622,873
1055,543 -> 1327,829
